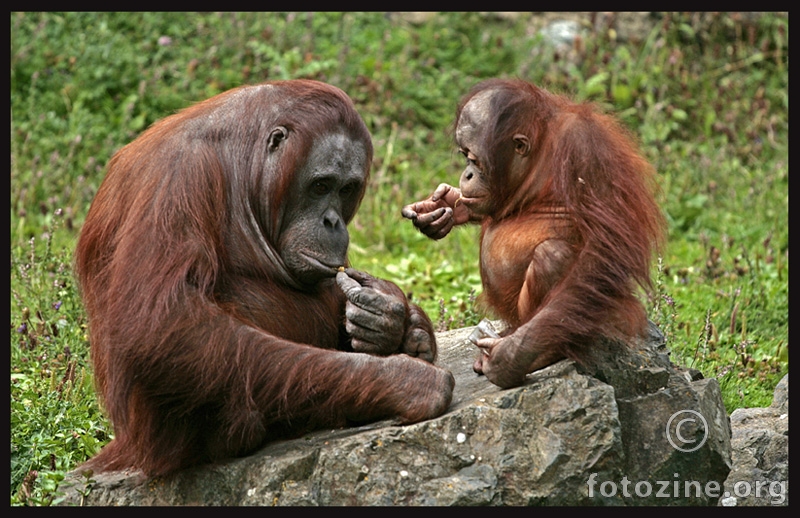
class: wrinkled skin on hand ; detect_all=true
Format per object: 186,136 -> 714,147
401,184 -> 474,240
336,268 -> 436,362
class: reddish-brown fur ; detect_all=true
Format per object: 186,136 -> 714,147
75,80 -> 452,476
403,78 -> 664,388
466,79 -> 665,379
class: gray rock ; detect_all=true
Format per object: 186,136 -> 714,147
720,374 -> 788,507
57,323 -> 732,506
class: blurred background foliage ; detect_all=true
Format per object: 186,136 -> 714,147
11,12 -> 787,505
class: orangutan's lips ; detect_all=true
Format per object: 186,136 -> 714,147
301,253 -> 342,275
457,195 -> 483,208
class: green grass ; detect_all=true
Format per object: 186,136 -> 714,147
11,12 -> 788,505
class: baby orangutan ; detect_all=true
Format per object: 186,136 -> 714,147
403,79 -> 664,388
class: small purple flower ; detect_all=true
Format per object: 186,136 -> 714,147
16,322 -> 27,334
53,301 -> 62,311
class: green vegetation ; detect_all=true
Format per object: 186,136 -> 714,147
11,12 -> 788,505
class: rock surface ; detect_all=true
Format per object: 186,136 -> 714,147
720,374 -> 788,507
58,323 -> 733,506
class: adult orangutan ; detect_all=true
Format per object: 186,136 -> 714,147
75,79 -> 454,477
402,78 -> 664,389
